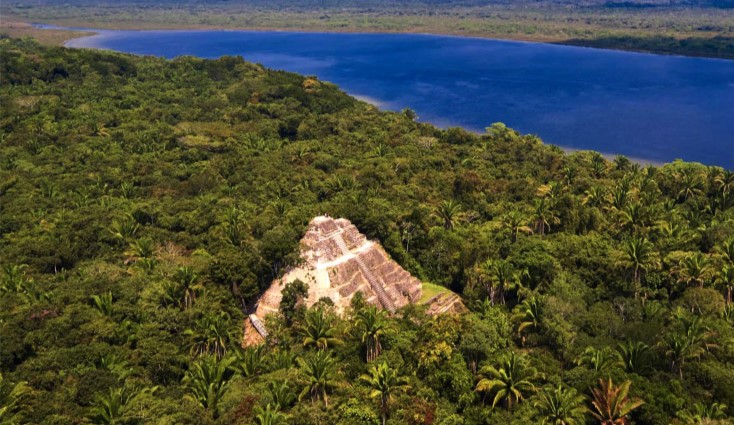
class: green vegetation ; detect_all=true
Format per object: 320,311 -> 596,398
1,38 -> 734,424
419,282 -> 453,304
2,0 -> 734,58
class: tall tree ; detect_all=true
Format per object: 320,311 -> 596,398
481,259 -> 519,305
174,266 -> 202,310
615,341 -> 652,375
616,237 -> 659,298
515,296 -> 542,345
662,315 -> 717,378
476,352 -> 540,410
354,305 -> 388,362
297,351 -> 339,407
576,347 -> 617,374
535,385 -> 588,425
185,312 -> 232,359
675,170 -> 704,201
182,355 -> 233,418
230,344 -> 267,378
674,253 -> 712,289
434,200 -> 462,230
677,402 -> 728,425
360,362 -> 408,425
300,308 -> 343,350
589,379 -> 644,425
715,264 -> 734,305
532,197 -> 558,236
502,210 -> 533,242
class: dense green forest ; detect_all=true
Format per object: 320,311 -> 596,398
1,37 -> 734,425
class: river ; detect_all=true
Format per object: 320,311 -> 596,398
60,28 -> 734,168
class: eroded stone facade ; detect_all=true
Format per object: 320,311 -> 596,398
244,216 -> 424,345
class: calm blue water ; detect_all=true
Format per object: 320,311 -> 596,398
62,29 -> 734,168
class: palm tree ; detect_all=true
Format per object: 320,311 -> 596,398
589,378 -> 644,425
614,155 -> 631,171
297,351 -> 339,407
515,297 -> 542,345
662,316 -> 716,378
230,344 -> 267,378
88,387 -> 135,425
532,197 -> 559,236
291,145 -> 312,164
715,264 -> 734,305
300,308 -> 343,350
119,181 -> 136,199
266,380 -> 296,410
109,215 -> 139,240
714,238 -> 734,264
590,153 -> 607,178
615,341 -> 652,375
619,203 -> 647,234
0,372 -> 31,425
502,210 -> 533,242
97,353 -> 133,382
91,292 -> 114,317
128,237 -> 155,259
185,312 -> 232,359
674,253 -> 712,289
269,349 -> 297,371
267,199 -> 291,220
354,305 -> 388,362
222,207 -> 246,247
676,170 -> 704,201
655,219 -> 696,250
182,355 -> 233,418
476,352 -> 541,410
714,169 -> 734,195
575,347 -> 617,373
434,200 -> 462,230
360,362 -> 408,425
0,264 -> 30,294
583,186 -> 606,208
535,385 -> 587,425
254,403 -> 288,425
616,237 -> 659,298
663,333 -> 695,379
481,259 -> 519,305
677,402 -> 728,425
175,266 -> 201,309
722,304 -> 734,325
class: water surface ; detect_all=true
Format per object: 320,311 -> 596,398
63,29 -> 734,168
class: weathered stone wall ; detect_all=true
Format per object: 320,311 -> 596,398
245,216 -> 427,344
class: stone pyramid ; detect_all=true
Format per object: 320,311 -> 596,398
244,215 -> 425,344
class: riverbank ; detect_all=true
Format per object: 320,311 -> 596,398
3,4 -> 733,59
40,28 -> 734,168
0,20 -> 93,46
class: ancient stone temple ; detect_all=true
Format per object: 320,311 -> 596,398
244,216 -> 433,345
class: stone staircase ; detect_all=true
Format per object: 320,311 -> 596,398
425,293 -> 466,316
332,231 -> 397,313
249,314 -> 268,339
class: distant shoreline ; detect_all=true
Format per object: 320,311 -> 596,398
50,24 -> 734,64
14,16 -> 734,61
